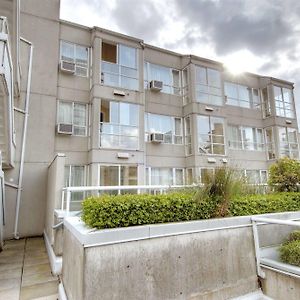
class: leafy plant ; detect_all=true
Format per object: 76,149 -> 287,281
279,230 -> 300,267
195,167 -> 246,217
269,157 -> 300,192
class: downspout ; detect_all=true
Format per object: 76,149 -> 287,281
13,37 -> 33,239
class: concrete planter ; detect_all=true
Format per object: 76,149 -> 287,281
61,211 -> 300,300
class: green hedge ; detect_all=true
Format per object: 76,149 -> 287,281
229,193 -> 300,216
279,231 -> 300,267
82,192 -> 300,229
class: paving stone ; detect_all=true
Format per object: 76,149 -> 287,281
23,263 -> 52,277
0,277 -> 21,291
0,287 -> 20,300
22,271 -> 58,287
0,265 -> 22,280
0,261 -> 23,271
20,281 -> 58,300
24,256 -> 50,267
31,294 -> 58,300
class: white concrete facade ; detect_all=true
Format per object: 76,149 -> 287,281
0,0 -> 299,238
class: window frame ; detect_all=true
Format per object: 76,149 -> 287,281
57,100 -> 88,137
145,113 -> 183,145
227,125 -> 264,151
100,100 -> 140,150
195,65 -> 223,106
98,164 -> 138,194
144,62 -> 181,95
278,126 -> 299,159
146,167 -> 185,186
274,86 -> 295,119
224,81 -> 261,110
101,42 -> 139,91
60,40 -> 89,77
197,115 -> 226,156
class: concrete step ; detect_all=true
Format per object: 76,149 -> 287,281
231,289 -> 273,300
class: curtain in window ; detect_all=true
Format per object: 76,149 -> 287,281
61,41 -> 74,62
58,102 -> 72,124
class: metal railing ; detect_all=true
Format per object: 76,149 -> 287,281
61,184 -> 194,215
251,216 -> 300,279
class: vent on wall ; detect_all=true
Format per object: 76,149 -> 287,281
150,80 -> 163,91
150,133 -> 164,143
60,60 -> 75,74
56,123 -> 73,135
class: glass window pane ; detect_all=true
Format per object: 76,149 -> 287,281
75,45 -> 88,66
74,104 -> 86,126
120,166 -> 137,185
195,66 -> 207,85
58,102 -> 72,124
102,42 -> 117,63
175,169 -> 184,185
207,69 -> 221,87
211,117 -> 224,136
119,44 -> 137,68
225,82 -> 238,100
61,41 -> 74,62
100,166 -> 119,186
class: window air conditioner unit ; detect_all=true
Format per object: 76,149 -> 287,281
60,60 -> 75,74
56,123 -> 73,135
150,133 -> 164,143
149,80 -> 163,91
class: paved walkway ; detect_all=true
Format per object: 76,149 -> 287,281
0,237 -> 59,299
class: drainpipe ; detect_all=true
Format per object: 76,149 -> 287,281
13,37 -> 33,239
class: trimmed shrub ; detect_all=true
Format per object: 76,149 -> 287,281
269,157 -> 300,192
229,192 -> 300,216
279,231 -> 300,267
82,191 -> 300,229
82,192 -> 217,229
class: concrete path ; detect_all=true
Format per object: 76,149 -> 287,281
0,237 -> 59,299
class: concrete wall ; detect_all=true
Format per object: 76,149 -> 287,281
62,212 -> 300,300
261,267 -> 300,300
45,153 -> 65,247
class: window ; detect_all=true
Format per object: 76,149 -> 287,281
184,116 -> 192,154
64,165 -> 86,211
274,86 -> 294,118
186,168 -> 193,185
182,68 -> 189,104
224,82 -> 260,109
227,125 -> 264,151
245,170 -> 268,185
197,116 -> 225,155
265,127 -> 276,160
278,127 -> 299,159
101,42 -> 138,90
100,100 -> 139,149
58,101 -> 87,136
60,41 -> 89,77
198,168 -> 215,184
146,167 -> 184,186
144,62 -> 180,95
99,165 -> 138,194
195,66 -> 222,106
145,113 -> 183,144
262,87 -> 271,117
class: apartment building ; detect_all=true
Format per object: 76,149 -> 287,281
0,0 -> 299,239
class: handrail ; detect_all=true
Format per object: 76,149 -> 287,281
251,216 -> 300,279
61,184 -> 195,214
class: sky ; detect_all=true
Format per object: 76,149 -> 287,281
60,0 -> 300,125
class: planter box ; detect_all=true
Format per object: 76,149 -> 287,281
61,211 -> 300,300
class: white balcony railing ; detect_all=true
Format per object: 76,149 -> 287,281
251,216 -> 300,279
61,184 -> 193,215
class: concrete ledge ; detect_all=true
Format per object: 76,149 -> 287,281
64,211 -> 300,248
44,230 -> 62,275
230,289 -> 273,300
